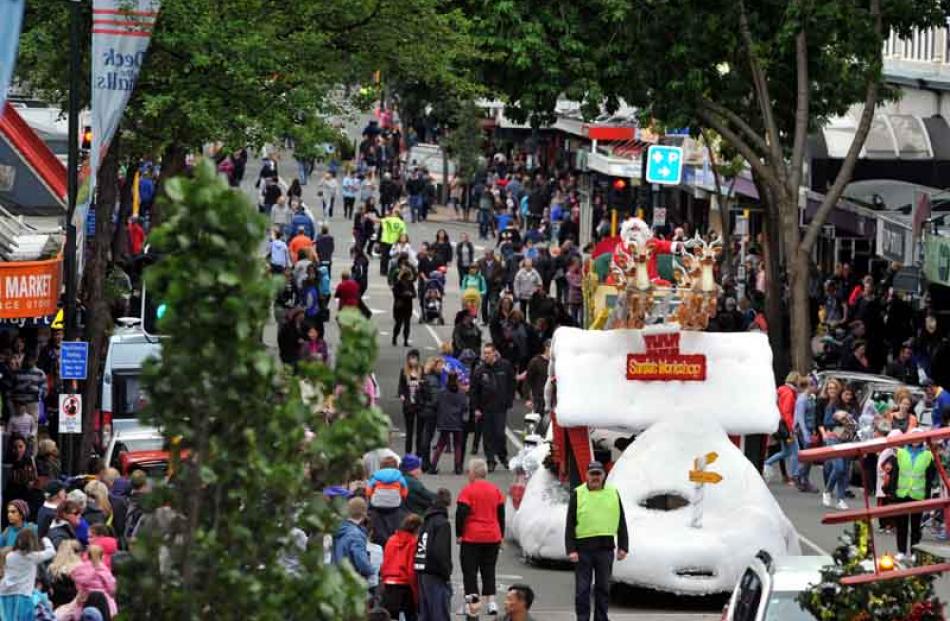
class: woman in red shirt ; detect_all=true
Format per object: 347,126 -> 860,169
456,458 -> 505,616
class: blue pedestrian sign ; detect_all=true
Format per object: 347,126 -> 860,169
60,341 -> 89,381
645,145 -> 684,185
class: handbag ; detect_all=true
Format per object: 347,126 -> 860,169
776,419 -> 791,442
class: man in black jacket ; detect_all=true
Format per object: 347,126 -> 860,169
415,488 -> 454,620
470,343 -> 516,471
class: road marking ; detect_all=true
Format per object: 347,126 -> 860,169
414,310 -> 524,452
798,532 -> 831,557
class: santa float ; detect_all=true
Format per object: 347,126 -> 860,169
506,217 -> 800,595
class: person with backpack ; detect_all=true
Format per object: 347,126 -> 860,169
366,456 -> 410,547
414,488 -> 453,621
381,513 -> 422,621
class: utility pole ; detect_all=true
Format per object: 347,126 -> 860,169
64,0 -> 82,342
63,0 -> 83,476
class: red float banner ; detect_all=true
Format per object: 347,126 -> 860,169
625,332 -> 707,381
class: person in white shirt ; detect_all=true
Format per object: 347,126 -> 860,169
0,530 -> 54,617
318,172 -> 339,219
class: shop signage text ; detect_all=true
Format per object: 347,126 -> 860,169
0,257 -> 62,318
626,332 -> 707,381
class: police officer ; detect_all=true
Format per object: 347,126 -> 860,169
565,461 -> 628,621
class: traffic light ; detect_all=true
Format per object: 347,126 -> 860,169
81,126 -> 92,152
608,177 -> 633,211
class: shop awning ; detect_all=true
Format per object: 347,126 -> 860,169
0,103 -> 67,216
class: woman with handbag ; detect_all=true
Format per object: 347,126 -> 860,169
764,372 -> 802,485
818,379 -> 857,510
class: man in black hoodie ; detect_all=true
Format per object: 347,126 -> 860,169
415,488 -> 453,621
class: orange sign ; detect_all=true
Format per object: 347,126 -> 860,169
0,256 -> 62,319
626,332 -> 706,381
689,470 -> 723,484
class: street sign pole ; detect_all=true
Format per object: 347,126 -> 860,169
689,451 -> 721,528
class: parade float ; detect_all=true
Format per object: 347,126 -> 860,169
506,217 -> 800,595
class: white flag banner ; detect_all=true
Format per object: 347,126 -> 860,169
88,0 -> 160,212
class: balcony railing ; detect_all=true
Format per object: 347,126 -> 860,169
883,25 -> 948,64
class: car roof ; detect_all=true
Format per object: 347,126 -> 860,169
770,556 -> 831,592
114,427 -> 161,440
817,371 -> 899,385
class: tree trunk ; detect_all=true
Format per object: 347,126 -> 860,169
81,136 -> 119,462
154,142 -> 187,226
754,171 -> 788,380
788,249 -> 812,373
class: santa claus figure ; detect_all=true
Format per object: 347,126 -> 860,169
613,217 -> 684,285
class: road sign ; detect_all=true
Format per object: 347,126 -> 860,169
653,207 -> 667,227
645,145 -> 684,185
60,341 -> 89,380
689,470 -> 723,484
59,394 -> 82,434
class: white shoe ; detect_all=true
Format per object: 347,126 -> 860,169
763,465 -> 777,483
836,499 -> 849,511
487,601 -> 498,615
822,492 -> 832,507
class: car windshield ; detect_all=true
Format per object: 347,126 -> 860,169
766,592 -> 817,620
121,437 -> 165,452
114,372 -> 147,418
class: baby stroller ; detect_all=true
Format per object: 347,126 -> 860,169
423,270 -> 446,324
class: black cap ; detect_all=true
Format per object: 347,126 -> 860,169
922,378 -> 935,388
44,481 -> 64,497
587,461 -> 605,473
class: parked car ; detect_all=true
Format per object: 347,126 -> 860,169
104,427 -> 165,477
722,550 -> 829,621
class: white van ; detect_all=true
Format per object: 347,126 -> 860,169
98,319 -> 163,449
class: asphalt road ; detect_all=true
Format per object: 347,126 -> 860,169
244,162 -> 949,618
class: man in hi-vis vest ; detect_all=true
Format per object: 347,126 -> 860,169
890,434 -> 936,557
565,461 -> 629,621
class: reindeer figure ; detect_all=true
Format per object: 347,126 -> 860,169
674,234 -> 723,329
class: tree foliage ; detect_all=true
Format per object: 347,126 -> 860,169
442,99 -> 484,183
460,0 -> 950,369
18,0 -> 474,155
119,160 -> 386,619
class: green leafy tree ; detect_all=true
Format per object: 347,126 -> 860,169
119,160 -> 386,619
443,99 -> 484,184
460,0 -> 949,370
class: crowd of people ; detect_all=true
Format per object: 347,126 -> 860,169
0,438 -> 155,620
330,454 -> 536,621
766,368 -> 950,558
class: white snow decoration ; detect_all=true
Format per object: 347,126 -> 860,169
507,417 -> 800,594
610,416 -> 800,594
551,327 -> 779,434
507,442 -> 571,561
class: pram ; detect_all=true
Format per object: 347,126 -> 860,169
423,270 -> 446,324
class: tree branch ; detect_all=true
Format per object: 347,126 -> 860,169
697,107 -> 781,192
788,22 -> 810,195
699,99 -> 770,157
801,0 -> 882,253
738,0 -> 784,168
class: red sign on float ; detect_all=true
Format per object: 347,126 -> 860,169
626,332 -> 707,381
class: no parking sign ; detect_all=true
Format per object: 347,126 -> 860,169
59,394 -> 82,434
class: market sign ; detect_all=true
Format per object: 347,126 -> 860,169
626,332 -> 707,381
877,219 -> 910,263
924,234 -> 950,287
0,256 -> 62,318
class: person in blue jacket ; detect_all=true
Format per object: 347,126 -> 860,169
332,497 -> 375,579
290,204 -> 315,240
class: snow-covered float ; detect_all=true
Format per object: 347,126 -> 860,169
506,218 -> 800,595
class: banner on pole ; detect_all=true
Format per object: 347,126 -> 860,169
90,0 -> 160,196
0,0 -> 26,112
